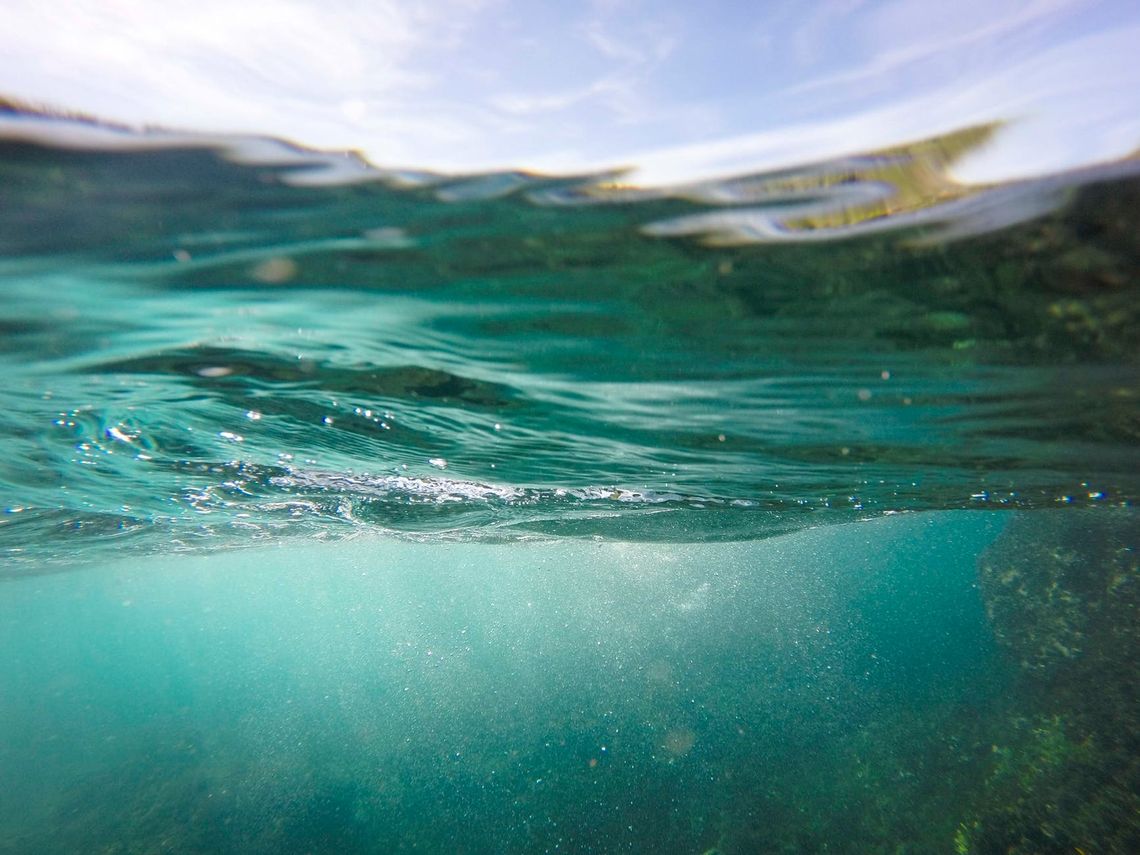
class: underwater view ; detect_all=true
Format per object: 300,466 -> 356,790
0,111 -> 1136,855
1,2 -> 1139,853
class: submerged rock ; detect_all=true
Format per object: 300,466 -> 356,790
978,509 -> 1137,677
963,509 -> 1140,854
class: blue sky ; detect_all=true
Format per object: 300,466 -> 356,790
1,0 -> 1138,185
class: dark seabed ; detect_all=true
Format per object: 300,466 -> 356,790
0,118 -> 1137,853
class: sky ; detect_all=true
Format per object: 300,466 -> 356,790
1,0 -> 1138,186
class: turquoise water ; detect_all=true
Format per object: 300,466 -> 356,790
0,126 -> 1137,852
4,517 -> 1009,853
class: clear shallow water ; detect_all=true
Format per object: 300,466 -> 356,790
1,516 -> 1011,853
0,123 -> 1137,562
0,119 -> 1137,853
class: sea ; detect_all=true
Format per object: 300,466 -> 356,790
0,112 -> 1136,853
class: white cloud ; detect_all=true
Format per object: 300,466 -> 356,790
611,23 -> 1140,187
787,0 -> 1089,96
488,9 -> 676,126
0,0 -> 489,161
0,0 -> 1135,184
